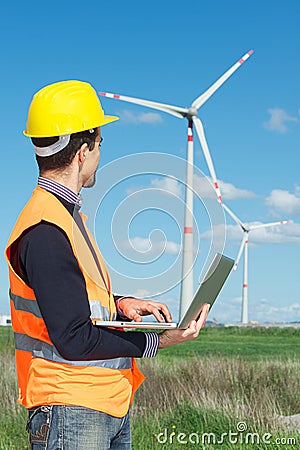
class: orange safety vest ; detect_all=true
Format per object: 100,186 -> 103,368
5,186 -> 145,417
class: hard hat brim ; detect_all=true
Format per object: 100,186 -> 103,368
99,114 -> 119,127
24,114 -> 119,138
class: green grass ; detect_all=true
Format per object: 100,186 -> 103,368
132,403 -> 299,450
134,326 -> 300,449
0,326 -> 14,354
1,326 -> 300,449
0,411 -> 29,450
0,348 -> 29,450
157,326 -> 300,360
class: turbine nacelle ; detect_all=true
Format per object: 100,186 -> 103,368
242,225 -> 250,233
186,107 -> 198,119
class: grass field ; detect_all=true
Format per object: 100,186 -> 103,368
158,326 -> 300,360
0,326 -> 299,449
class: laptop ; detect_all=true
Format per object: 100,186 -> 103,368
96,253 -> 234,330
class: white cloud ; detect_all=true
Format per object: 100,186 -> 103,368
200,223 -> 241,245
229,296 -> 243,305
255,302 -> 300,323
123,236 -> 181,255
269,303 -> 300,314
266,187 -> 300,216
193,174 -> 215,199
263,108 -> 298,134
279,222 -> 300,243
129,236 -> 152,252
126,175 -> 254,203
164,240 -> 181,254
125,176 -> 182,197
214,296 -> 300,324
219,180 -> 256,200
248,223 -> 299,244
201,221 -> 300,245
193,174 -> 255,200
212,296 -> 242,323
119,109 -> 162,124
150,176 -> 183,197
131,289 -> 151,299
259,298 -> 269,305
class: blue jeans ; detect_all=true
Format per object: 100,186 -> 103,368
27,405 -> 131,450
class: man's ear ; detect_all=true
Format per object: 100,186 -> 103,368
78,143 -> 88,163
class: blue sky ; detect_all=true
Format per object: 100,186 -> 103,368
1,0 -> 300,323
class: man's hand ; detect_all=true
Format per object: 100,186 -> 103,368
118,297 -> 172,323
158,303 -> 210,348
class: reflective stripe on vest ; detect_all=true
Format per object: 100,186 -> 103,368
14,332 -> 132,370
10,290 -> 117,322
5,187 -> 146,415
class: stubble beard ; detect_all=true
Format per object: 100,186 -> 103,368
83,172 -> 97,188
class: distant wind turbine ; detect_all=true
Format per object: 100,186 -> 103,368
99,50 -> 254,317
222,203 -> 290,324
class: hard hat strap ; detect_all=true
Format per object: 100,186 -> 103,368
34,135 -> 71,157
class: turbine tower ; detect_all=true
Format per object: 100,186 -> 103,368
99,50 -> 253,317
222,203 -> 290,324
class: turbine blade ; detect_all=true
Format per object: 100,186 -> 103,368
234,233 -> 248,271
250,220 -> 291,231
222,203 -> 247,229
192,117 -> 222,203
99,91 -> 188,118
192,50 -> 254,110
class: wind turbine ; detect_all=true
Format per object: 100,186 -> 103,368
221,203 -> 290,324
99,50 -> 254,317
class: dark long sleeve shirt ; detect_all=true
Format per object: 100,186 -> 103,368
10,177 -> 159,360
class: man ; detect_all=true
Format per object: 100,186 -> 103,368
5,80 -> 209,450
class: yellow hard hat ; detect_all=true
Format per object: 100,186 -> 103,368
24,80 -> 119,138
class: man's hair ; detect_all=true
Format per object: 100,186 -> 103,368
32,128 -> 99,173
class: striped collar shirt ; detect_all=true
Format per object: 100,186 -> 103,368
37,177 -> 158,358
38,177 -> 82,208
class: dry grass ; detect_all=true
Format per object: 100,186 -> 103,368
132,356 -> 300,430
1,327 -> 299,448
0,351 -> 20,413
0,352 -> 28,450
